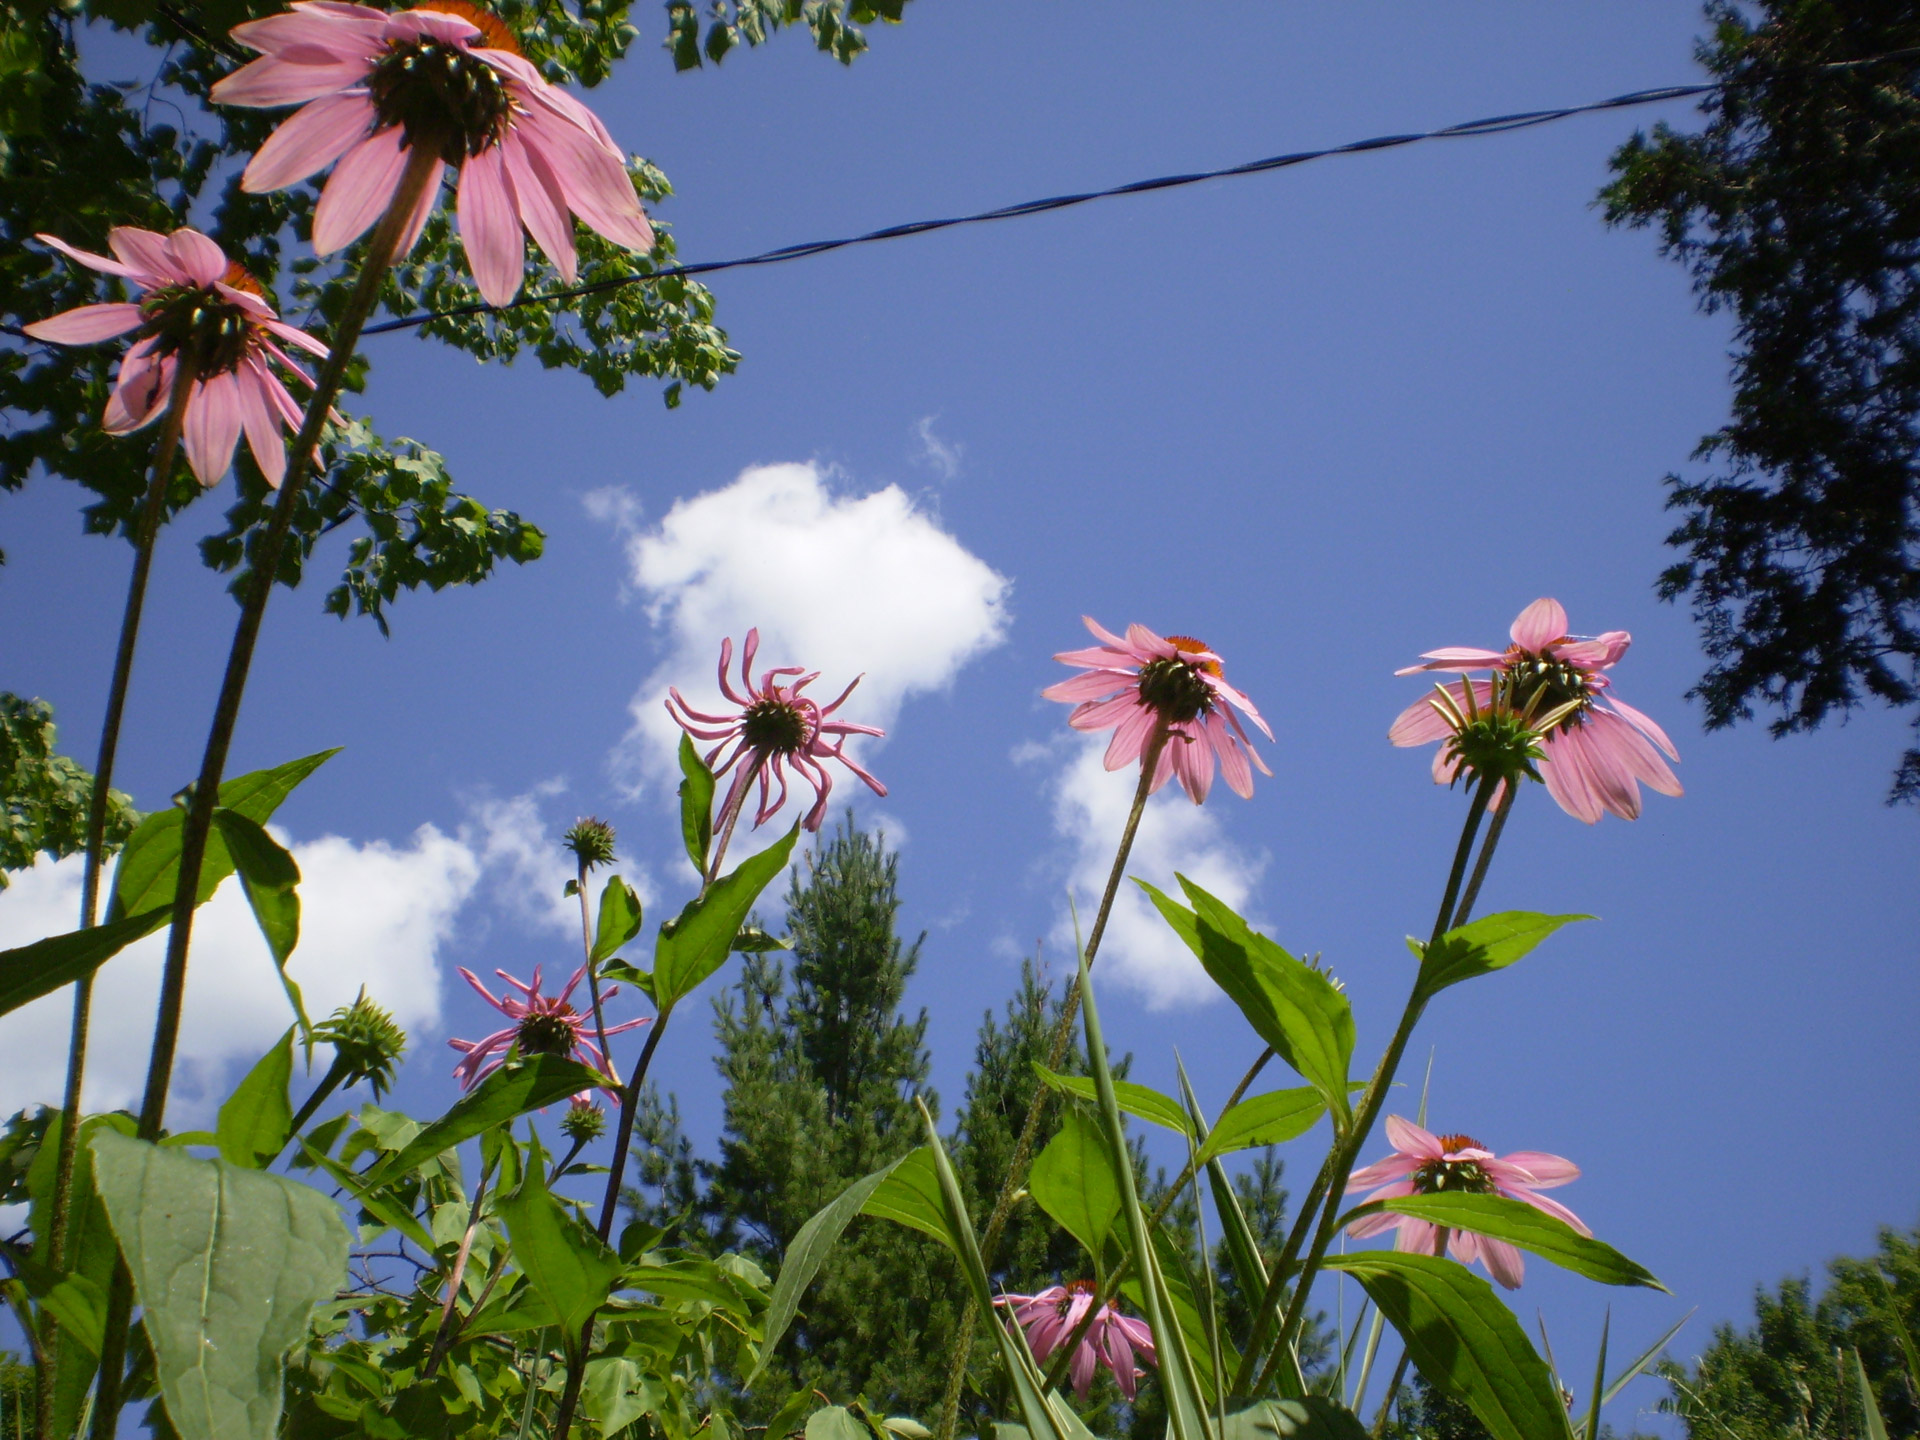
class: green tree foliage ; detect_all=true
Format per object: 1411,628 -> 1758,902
1657,1221 -> 1920,1438
0,692 -> 137,888
1601,2 -> 1920,800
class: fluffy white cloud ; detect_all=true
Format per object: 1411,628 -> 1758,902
613,461 -> 1010,801
0,825 -> 478,1121
1043,736 -> 1266,1009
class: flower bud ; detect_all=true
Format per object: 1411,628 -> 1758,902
314,991 -> 408,1098
563,817 -> 617,870
561,1097 -> 606,1144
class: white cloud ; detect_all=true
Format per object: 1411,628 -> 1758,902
461,783 -> 657,936
582,484 -> 644,537
0,825 -> 478,1122
912,416 -> 963,481
1042,736 -> 1266,1009
614,461 -> 1011,806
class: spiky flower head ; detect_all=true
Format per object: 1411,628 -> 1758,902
561,1097 -> 606,1143
563,816 -> 617,870
313,991 -> 408,1097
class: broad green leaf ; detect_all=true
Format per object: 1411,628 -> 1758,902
1034,1062 -> 1193,1136
0,904 -> 166,1019
591,875 -> 644,963
458,1287 -> 559,1340
217,1028 -> 294,1168
1341,1193 -> 1664,1291
624,1255 -> 762,1313
583,1356 -> 646,1436
753,1152 -> 911,1379
1117,1223 -> 1234,1402
1195,1086 -> 1329,1166
365,1056 -> 606,1185
653,823 -> 798,1006
858,1145 -> 955,1253
763,1388 -> 818,1440
1143,877 -> 1355,1122
1414,912 -> 1590,999
90,1129 -> 351,1440
108,750 -> 338,922
210,810 -> 310,1039
914,1097 -> 1071,1440
1075,948 -> 1211,1440
1216,1400 -> 1368,1440
1325,1251 -> 1566,1440
497,1149 -> 622,1363
678,733 -> 715,874
1028,1105 -> 1124,1265
1853,1348 -> 1890,1440
39,1271 -> 107,1356
807,1407 -> 871,1440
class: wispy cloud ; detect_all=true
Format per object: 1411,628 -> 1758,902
912,416 -> 963,481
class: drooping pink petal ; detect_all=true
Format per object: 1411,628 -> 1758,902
1510,597 -> 1568,651
215,53 -> 379,108
1494,1151 -> 1580,1187
242,91 -> 374,190
311,124 -> 408,254
1347,1154 -> 1421,1190
455,144 -> 525,307
1384,1115 -> 1445,1159
515,110 -> 654,253
102,343 -> 170,434
1478,1237 -> 1526,1290
164,228 -> 229,287
107,226 -> 177,280
395,158 -> 447,257
1602,694 -> 1682,762
182,371 -> 243,485
1505,1185 -> 1591,1235
501,134 -> 577,282
22,303 -> 144,345
234,358 -> 290,486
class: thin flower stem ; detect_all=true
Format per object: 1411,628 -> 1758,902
1453,780 -> 1517,926
281,1052 -> 352,1149
576,857 -> 613,1091
90,146 -> 443,1440
1232,1152 -> 1333,1395
702,757 -> 760,887
423,1156 -> 496,1381
1262,781 -> 1497,1381
937,725 -> 1170,1440
1369,1229 -> 1448,1435
38,354 -> 196,1440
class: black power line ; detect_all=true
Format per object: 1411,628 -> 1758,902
361,77 -> 1719,337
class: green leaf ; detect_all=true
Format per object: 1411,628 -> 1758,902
1075,947 -> 1211,1440
752,1151 -> 911,1381
1325,1251 -> 1567,1440
582,1355 -> 646,1435
1028,1105 -> 1124,1265
858,1146 -> 956,1253
216,1028 -> 294,1169
1216,1400 -> 1369,1440
89,1129 -> 351,1440
107,750 -> 338,923
1341,1193 -> 1664,1291
653,824 -> 798,1007
0,904 -> 167,1019
1117,1223 -> 1234,1402
677,733 -> 715,874
1415,912 -> 1590,999
364,1056 -> 606,1185
210,810 -> 309,1038
497,1153 -> 622,1364
591,875 -> 644,963
294,1141 -> 436,1255
1033,1062 -> 1194,1137
623,1255 -> 762,1313
733,926 -> 792,952
1143,877 -> 1355,1122
807,1407 -> 872,1440
1853,1348 -> 1890,1440
1195,1086 -> 1329,1166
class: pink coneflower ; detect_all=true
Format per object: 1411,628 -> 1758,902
23,227 -> 329,486
994,1282 -> 1157,1400
1346,1115 -> 1587,1290
666,629 -> 886,836
447,963 -> 647,1099
1389,597 -> 1682,823
211,0 -> 654,307
1043,617 -> 1273,804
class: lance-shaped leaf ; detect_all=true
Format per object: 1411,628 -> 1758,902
364,1055 -> 606,1185
108,750 -> 338,923
1029,1104 -> 1126,1265
1195,1086 -> 1329,1166
653,823 -> 798,1007
497,1150 -> 622,1364
1414,912 -> 1590,1000
1325,1251 -> 1567,1440
0,905 -> 166,1018
1853,1348 -> 1890,1440
753,1151 -> 911,1380
591,875 -> 644,963
1338,1193 -> 1665,1291
1216,1401 -> 1368,1440
1142,877 -> 1354,1123
858,1146 -> 955,1253
217,1029 -> 295,1169
210,810 -> 310,1037
1076,947 -> 1213,1440
678,733 -> 715,874
89,1130 -> 351,1440
1034,1062 -> 1193,1137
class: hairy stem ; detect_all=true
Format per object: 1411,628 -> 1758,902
576,857 -> 613,1089
38,355 -> 195,1440
91,147 -> 442,1440
937,725 -> 1169,1440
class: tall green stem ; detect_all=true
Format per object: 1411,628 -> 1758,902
1262,780 -> 1497,1378
36,356 -> 195,1440
89,147 -> 442,1440
575,857 -> 613,1089
936,725 -> 1170,1440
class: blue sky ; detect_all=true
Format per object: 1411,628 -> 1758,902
4,3 -> 1917,1431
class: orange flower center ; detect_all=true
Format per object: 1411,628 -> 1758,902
220,261 -> 266,296
1164,635 -> 1223,678
414,0 -> 523,54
